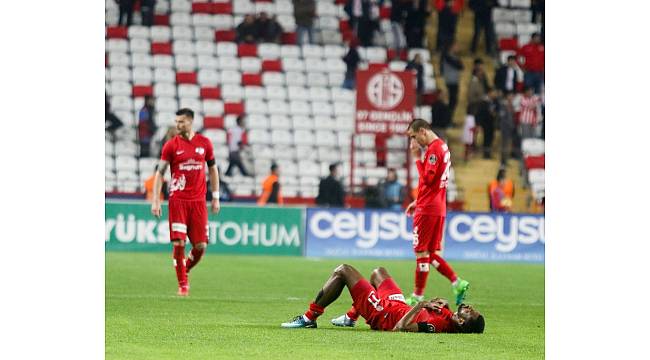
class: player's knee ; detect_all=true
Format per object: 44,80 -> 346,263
415,251 -> 429,259
172,239 -> 185,247
334,264 -> 352,277
370,267 -> 387,285
195,242 -> 207,251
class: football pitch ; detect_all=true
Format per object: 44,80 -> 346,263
106,252 -> 544,359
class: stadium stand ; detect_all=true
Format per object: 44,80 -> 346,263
105,0 -> 454,205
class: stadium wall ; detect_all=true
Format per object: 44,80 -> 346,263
105,201 -> 544,263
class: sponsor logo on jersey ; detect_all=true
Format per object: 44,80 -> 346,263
179,159 -> 203,171
195,147 -> 205,155
176,150 -> 184,155
428,154 -> 437,165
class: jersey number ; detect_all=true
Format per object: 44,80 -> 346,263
439,151 -> 451,188
367,291 -> 384,312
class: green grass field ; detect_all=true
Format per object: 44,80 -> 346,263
106,252 -> 544,359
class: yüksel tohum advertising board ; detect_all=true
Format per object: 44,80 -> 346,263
105,200 -> 303,255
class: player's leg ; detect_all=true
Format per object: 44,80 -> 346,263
186,202 -> 209,273
282,264 -> 364,328
332,267 -> 402,327
169,200 -> 189,296
407,215 -> 432,305
428,216 -> 470,305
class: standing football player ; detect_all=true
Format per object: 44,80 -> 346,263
404,119 -> 469,306
151,108 -> 220,296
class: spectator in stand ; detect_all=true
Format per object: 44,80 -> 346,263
345,0 -> 378,47
258,163 -> 284,205
105,95 -> 123,135
475,87 -> 499,159
255,12 -> 283,44
435,0 -> 462,53
342,38 -> 361,89
467,58 -> 490,116
517,32 -> 545,94
316,163 -> 346,208
462,112 -> 477,163
225,115 -> 251,177
405,53 -> 424,105
440,40 -> 464,119
389,0 -> 407,58
138,96 -> 157,158
141,0 -> 156,27
404,0 -> 431,48
468,0 -> 496,55
518,86 -> 542,139
378,168 -> 405,211
498,91 -> 516,166
488,168 -> 513,212
115,0 -> 134,27
294,0 -> 316,45
236,14 -> 257,44
495,55 -> 523,95
430,89 -> 452,141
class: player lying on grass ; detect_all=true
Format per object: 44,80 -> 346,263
281,264 -> 484,333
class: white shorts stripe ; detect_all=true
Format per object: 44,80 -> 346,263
171,223 -> 187,233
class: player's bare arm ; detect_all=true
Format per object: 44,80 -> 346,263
392,301 -> 427,332
208,163 -> 220,214
151,160 -> 169,218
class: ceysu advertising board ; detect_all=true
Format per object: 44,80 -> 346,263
305,209 -> 544,263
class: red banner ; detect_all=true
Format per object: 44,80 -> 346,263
355,68 -> 415,134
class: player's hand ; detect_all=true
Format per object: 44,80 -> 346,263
409,139 -> 422,160
151,200 -> 162,218
211,198 -> 220,214
405,201 -> 416,217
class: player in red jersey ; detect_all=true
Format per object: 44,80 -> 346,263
151,108 -> 221,296
280,264 -> 484,334
404,119 -> 470,306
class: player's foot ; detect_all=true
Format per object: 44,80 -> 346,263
452,279 -> 470,305
405,294 -> 424,306
177,285 -> 190,297
281,315 -> 317,329
331,314 -> 356,327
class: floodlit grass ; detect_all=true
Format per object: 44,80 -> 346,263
106,252 -> 544,359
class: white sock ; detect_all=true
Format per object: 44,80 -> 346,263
452,279 -> 459,287
302,315 -> 311,322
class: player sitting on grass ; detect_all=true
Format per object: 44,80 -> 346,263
281,264 -> 484,333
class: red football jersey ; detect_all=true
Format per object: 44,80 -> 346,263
415,138 -> 450,216
161,134 -> 215,201
368,301 -> 455,333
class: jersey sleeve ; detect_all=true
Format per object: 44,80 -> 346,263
161,140 -> 174,162
204,138 -> 215,162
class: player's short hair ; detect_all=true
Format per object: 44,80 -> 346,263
460,314 -> 485,334
507,55 -> 516,62
176,108 -> 194,119
236,115 -> 245,126
270,163 -> 278,172
407,118 -> 432,133
329,163 -> 339,173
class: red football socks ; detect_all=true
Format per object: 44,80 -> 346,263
414,256 -> 431,297
186,247 -> 205,273
304,302 -> 325,321
173,244 -> 188,287
346,307 -> 359,321
431,254 -> 458,283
